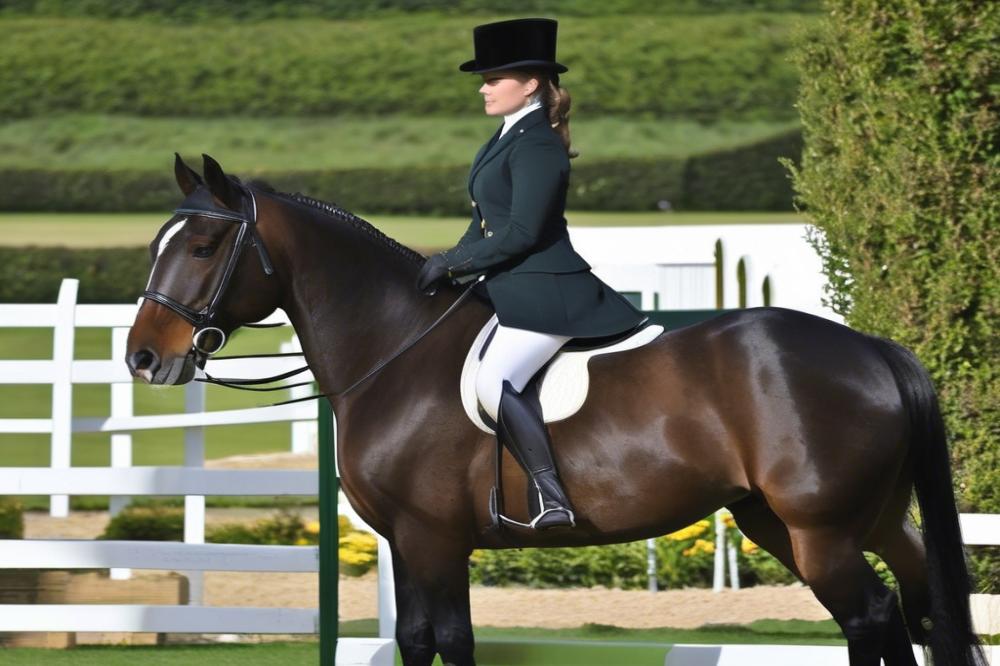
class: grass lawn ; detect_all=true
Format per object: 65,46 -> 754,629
0,115 -> 799,171
0,619 -> 846,666
0,211 -> 805,250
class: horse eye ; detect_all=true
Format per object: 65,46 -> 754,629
193,245 -> 216,258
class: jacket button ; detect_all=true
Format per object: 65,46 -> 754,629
471,200 -> 477,207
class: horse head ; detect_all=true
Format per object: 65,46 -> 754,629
126,153 -> 285,385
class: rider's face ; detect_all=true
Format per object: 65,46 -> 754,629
478,71 -> 539,117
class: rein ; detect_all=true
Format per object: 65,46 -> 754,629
198,275 -> 484,406
148,179 -> 482,407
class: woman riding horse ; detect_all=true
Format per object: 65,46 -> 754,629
417,18 -> 647,530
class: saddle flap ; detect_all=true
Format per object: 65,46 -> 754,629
461,314 -> 664,434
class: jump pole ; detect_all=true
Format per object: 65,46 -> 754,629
319,398 -> 338,664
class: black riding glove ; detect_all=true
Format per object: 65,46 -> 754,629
416,254 -> 450,295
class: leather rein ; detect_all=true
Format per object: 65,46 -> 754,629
143,183 -> 479,407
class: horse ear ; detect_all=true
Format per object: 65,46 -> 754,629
202,153 -> 242,210
174,152 -> 203,195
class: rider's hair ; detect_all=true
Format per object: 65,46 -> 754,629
524,69 -> 577,159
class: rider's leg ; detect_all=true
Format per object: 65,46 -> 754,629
476,324 -> 574,529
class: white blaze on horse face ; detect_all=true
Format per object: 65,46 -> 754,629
145,217 -> 188,291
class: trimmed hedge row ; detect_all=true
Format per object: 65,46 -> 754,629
0,15 -> 807,121
0,246 -> 150,304
0,0 -> 822,20
0,130 -> 800,214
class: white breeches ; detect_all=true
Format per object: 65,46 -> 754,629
476,323 -> 572,422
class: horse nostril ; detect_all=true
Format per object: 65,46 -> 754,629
128,349 -> 159,375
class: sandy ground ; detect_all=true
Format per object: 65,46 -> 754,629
24,513 -> 830,630
20,451 -> 831,629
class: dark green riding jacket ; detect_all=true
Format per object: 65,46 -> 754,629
440,108 -> 646,338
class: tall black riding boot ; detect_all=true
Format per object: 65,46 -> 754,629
496,380 -> 575,529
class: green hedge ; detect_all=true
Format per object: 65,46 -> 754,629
0,130 -> 801,214
469,519 -> 799,590
0,15 -> 808,121
786,0 -> 999,512
0,497 -> 24,539
0,246 -> 149,304
0,0 -> 822,20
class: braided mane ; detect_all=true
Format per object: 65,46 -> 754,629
246,179 -> 426,266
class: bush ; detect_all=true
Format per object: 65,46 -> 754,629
683,130 -> 802,210
969,547 -> 1000,595
0,497 -> 24,539
207,507 -> 317,546
470,516 -> 798,590
0,130 -> 801,214
0,246 -> 149,304
0,15 -> 807,121
0,0 -> 822,21
785,0 -> 999,511
100,505 -> 184,541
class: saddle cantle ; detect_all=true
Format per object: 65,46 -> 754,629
460,314 -> 664,433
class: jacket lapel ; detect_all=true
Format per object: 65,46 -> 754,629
468,108 -> 548,190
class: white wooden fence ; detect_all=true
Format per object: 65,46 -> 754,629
0,278 -> 995,663
0,279 -> 395,660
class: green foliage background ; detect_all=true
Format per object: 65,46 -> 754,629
0,14 -> 807,121
0,0 -> 821,21
785,0 -> 998,511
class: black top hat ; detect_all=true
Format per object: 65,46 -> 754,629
459,18 -> 568,75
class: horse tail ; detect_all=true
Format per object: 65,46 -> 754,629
868,336 -> 986,666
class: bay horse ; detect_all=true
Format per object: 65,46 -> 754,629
126,154 -> 984,666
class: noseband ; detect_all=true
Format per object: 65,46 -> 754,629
142,184 -> 275,356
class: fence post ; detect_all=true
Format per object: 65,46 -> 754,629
714,239 -> 724,309
646,538 -> 658,593
285,336 -> 316,454
50,278 -> 78,518
319,398 -> 338,665
713,510 -> 726,592
728,537 -> 741,590
184,380 -> 206,606
109,326 -> 134,580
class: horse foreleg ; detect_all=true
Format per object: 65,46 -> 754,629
390,544 -> 437,666
393,536 -> 476,666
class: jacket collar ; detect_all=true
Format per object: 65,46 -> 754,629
469,107 -> 548,185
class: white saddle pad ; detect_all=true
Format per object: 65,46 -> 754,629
460,314 -> 664,434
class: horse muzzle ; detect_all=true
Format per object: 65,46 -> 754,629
127,347 -> 200,385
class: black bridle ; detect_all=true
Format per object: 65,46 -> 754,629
142,183 -> 275,355
142,182 -> 481,406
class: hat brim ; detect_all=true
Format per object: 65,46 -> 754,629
459,59 -> 568,74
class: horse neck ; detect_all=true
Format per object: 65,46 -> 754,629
263,197 -> 464,406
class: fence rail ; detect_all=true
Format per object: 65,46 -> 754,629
1,279 -> 995,660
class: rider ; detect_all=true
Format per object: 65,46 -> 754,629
416,18 -> 647,529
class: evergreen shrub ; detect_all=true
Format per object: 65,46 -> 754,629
0,15 -> 806,121
0,246 -> 150,304
0,130 -> 801,214
0,497 -> 24,539
0,0 -> 822,20
784,0 -> 998,511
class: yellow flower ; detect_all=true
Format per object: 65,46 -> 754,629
305,520 -> 321,535
682,538 -> 715,556
295,537 -> 309,546
741,537 -> 758,554
666,522 -> 709,541
722,513 -> 736,529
